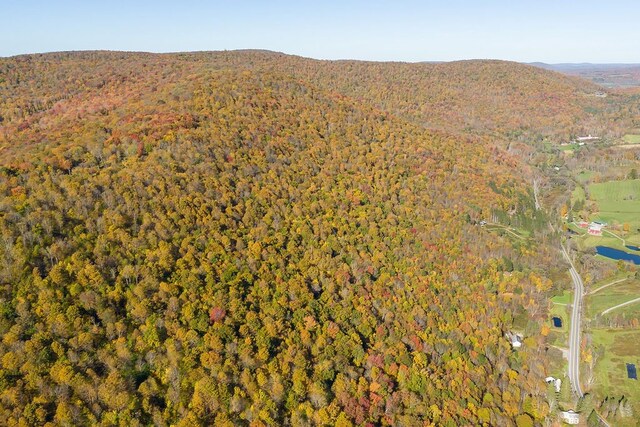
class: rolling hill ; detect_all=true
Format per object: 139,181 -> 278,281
0,50 -> 614,425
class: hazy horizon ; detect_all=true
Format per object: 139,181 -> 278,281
2,48 -> 640,67
2,0 -> 639,63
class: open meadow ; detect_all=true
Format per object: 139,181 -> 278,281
622,134 -> 640,144
589,179 -> 640,227
588,329 -> 640,426
570,179 -> 640,258
586,279 -> 640,318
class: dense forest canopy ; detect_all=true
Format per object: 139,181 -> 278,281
0,50 -> 623,425
1,50 -> 630,152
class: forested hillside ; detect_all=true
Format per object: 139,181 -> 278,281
0,51 -> 584,425
180,50 -> 625,141
1,50 -> 628,152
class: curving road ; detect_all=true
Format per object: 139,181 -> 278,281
561,244 -> 613,427
561,245 -> 584,397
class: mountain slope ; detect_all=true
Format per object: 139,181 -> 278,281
180,50 -> 614,139
1,50 -> 623,150
0,51 -> 559,425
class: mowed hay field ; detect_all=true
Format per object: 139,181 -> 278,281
589,179 -> 640,229
551,290 -> 572,305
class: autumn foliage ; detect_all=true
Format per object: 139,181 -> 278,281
0,51 -> 600,425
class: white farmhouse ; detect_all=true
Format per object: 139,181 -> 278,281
576,135 -> 600,142
505,331 -> 523,349
560,410 -> 579,425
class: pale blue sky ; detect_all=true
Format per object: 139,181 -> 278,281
1,0 -> 638,63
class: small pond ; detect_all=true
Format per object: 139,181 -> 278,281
627,363 -> 637,380
626,245 -> 640,251
552,317 -> 562,328
595,246 -> 640,265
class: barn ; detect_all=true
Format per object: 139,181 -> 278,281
588,222 -> 603,236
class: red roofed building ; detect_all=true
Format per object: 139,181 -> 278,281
588,222 -> 603,236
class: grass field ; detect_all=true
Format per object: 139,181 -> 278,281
559,144 -> 578,152
588,295 -> 637,318
606,299 -> 640,318
586,279 -> 640,317
576,170 -> 595,184
575,234 -> 619,252
622,134 -> 640,144
484,224 -> 531,243
548,303 -> 570,347
588,294 -> 640,318
589,179 -> 640,225
588,274 -> 632,294
588,329 -> 640,425
551,290 -> 573,305
570,179 -> 640,254
625,234 -> 640,246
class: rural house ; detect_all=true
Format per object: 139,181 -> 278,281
560,410 -> 579,425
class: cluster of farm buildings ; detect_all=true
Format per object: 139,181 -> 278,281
560,134 -> 600,147
577,220 -> 606,236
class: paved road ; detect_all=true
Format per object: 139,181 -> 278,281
561,245 -> 613,427
561,245 -> 584,397
601,296 -> 640,315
